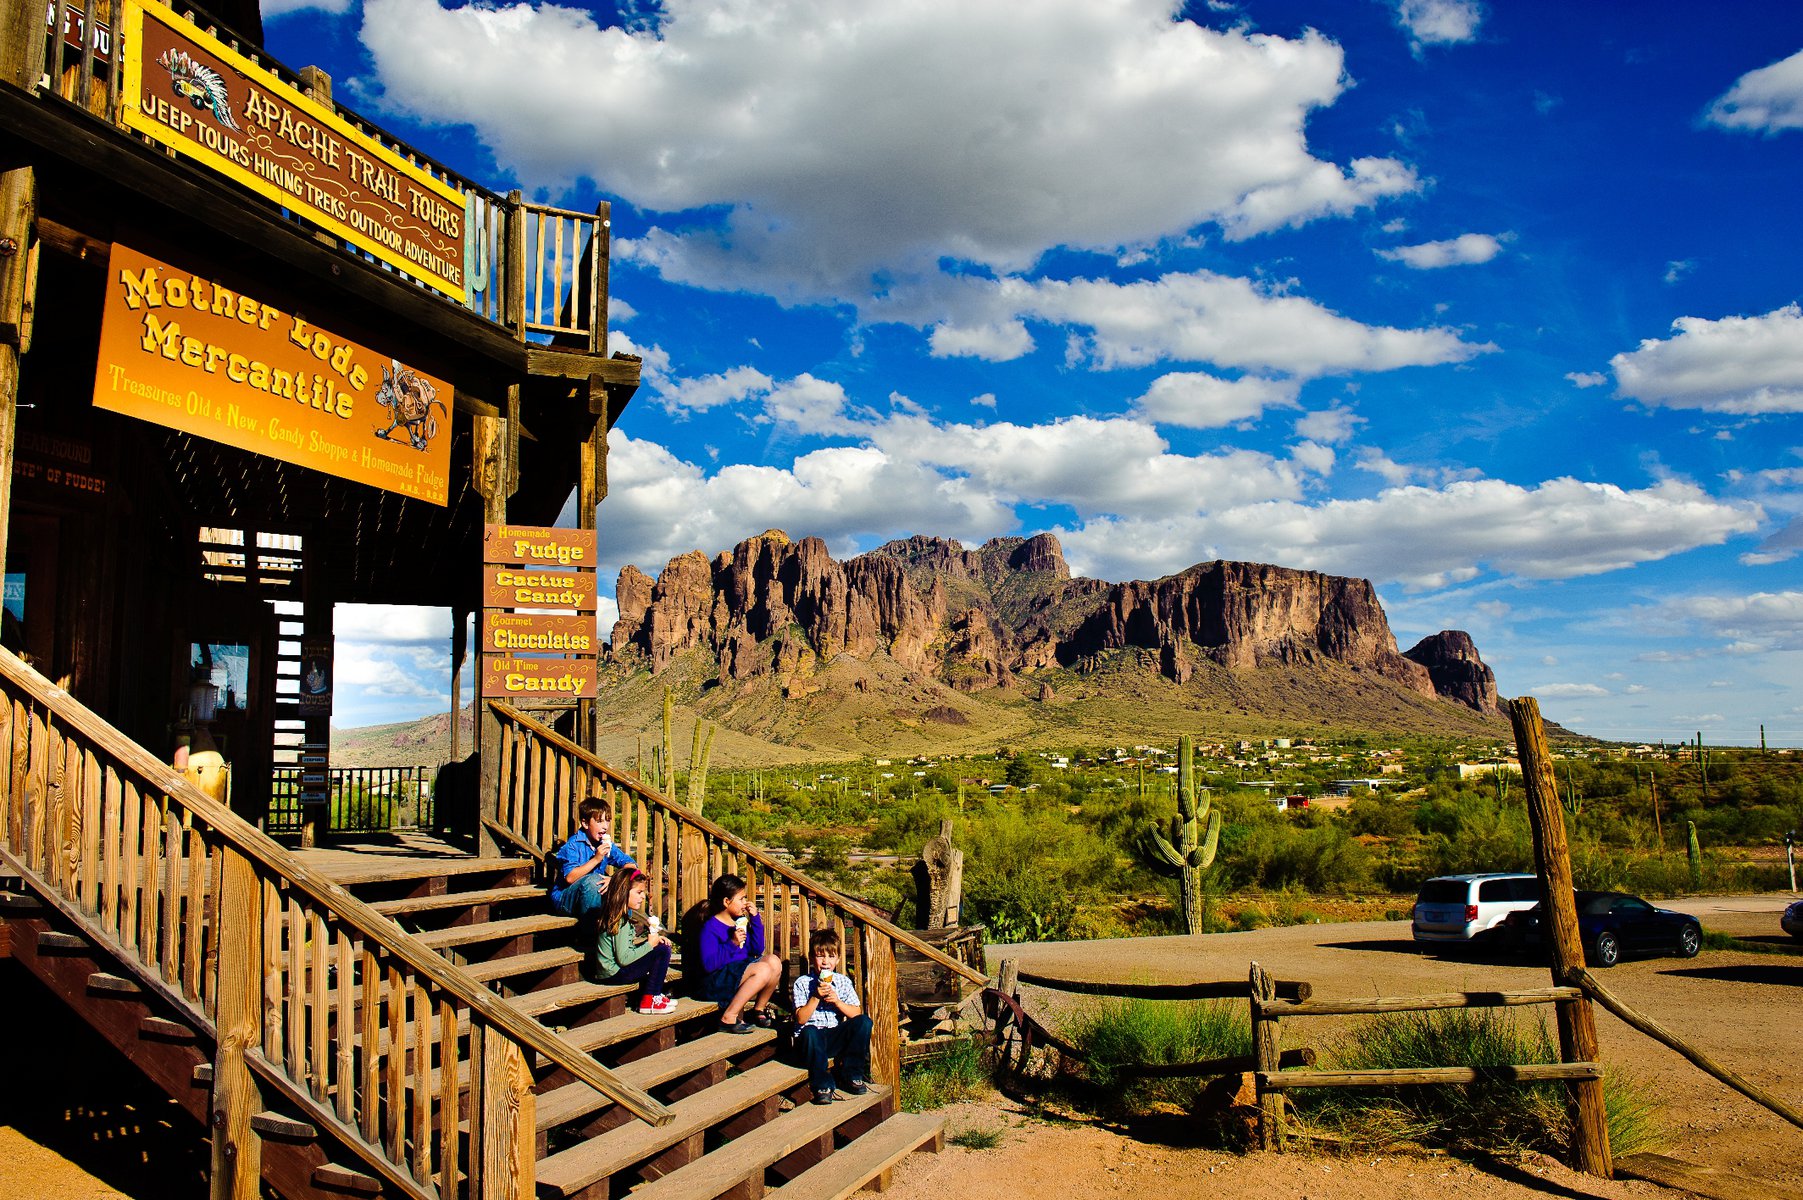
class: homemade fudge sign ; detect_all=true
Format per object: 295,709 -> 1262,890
93,242 -> 453,505
479,523 -> 599,700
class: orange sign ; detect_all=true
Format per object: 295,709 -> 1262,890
482,612 -> 597,655
482,565 -> 598,611
481,657 -> 598,699
94,242 -> 453,505
118,0 -> 467,299
483,524 -> 598,567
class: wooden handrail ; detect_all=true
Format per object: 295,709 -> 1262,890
0,646 -> 673,1128
488,701 -> 990,989
1259,986 -> 1581,1017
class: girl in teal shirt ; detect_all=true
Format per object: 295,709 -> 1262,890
590,869 -> 677,1014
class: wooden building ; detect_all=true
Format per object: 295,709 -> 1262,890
0,5 -> 979,1198
1,0 -> 636,833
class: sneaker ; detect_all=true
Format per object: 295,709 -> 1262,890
638,995 -> 678,1014
721,1018 -> 756,1035
841,1077 -> 869,1096
812,1087 -> 836,1106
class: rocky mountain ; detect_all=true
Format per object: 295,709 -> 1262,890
609,531 -> 1500,719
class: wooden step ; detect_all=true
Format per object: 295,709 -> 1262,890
766,1111 -> 944,1200
463,946 -> 582,985
414,912 -> 574,951
312,1163 -> 382,1195
141,1015 -> 198,1043
535,1059 -> 808,1199
369,884 -> 546,917
516,971 -> 686,1020
534,1028 -> 778,1134
37,930 -> 89,951
251,1111 -> 319,1140
0,891 -> 45,912
312,854 -> 529,888
626,1084 -> 892,1200
558,998 -> 718,1056
87,971 -> 141,994
422,1000 -> 716,1097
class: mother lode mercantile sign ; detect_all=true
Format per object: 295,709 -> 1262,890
93,241 -> 454,505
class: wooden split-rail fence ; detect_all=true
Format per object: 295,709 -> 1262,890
0,645 -> 986,1200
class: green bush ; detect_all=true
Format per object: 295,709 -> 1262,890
899,1038 -> 992,1111
1061,995 -> 1250,1114
1298,1007 -> 1662,1157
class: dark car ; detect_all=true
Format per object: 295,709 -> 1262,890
1500,890 -> 1702,967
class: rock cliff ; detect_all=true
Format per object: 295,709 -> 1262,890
609,531 -> 1496,712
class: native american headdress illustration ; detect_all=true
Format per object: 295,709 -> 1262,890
157,48 -> 239,131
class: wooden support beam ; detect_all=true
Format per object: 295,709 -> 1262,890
0,163 -> 35,580
473,390 -> 519,857
863,923 -> 900,1091
210,847 -> 264,1200
478,1024 -> 536,1200
1249,961 -> 1283,1150
1511,697 -> 1613,1179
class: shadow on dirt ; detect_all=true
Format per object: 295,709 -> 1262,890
1658,963 -> 1803,987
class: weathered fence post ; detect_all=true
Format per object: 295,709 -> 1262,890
862,923 -> 901,1089
478,1025 -> 537,1200
1510,697 -> 1613,1178
997,958 -> 1019,1001
210,847 -> 263,1200
1249,961 -> 1283,1149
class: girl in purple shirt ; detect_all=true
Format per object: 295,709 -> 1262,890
698,873 -> 784,1034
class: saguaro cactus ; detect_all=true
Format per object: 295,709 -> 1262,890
1140,734 -> 1222,934
1687,820 -> 1702,889
686,719 -> 716,814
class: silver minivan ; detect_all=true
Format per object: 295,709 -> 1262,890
1413,872 -> 1540,943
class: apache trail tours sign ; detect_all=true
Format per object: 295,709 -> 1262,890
118,0 -> 468,300
94,242 -> 453,505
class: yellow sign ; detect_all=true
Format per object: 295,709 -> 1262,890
94,242 -> 453,505
118,0 -> 468,300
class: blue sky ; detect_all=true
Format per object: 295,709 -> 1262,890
293,0 -> 1803,746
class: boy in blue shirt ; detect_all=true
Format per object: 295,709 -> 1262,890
549,797 -> 635,918
791,929 -> 872,1105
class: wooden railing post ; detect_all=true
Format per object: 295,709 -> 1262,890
477,1024 -> 536,1200
1249,961 -> 1282,1150
210,846 -> 263,1200
862,924 -> 900,1089
1511,697 -> 1613,1178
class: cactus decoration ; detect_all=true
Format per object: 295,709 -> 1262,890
686,719 -> 716,814
1687,820 -> 1702,889
1139,734 -> 1221,934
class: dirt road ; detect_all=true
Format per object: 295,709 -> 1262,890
884,893 -> 1800,1198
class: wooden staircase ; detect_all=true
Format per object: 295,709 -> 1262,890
0,646 -> 973,1200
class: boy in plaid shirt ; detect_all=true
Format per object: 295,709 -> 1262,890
791,929 -> 872,1104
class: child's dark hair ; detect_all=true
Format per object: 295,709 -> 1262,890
708,873 -> 746,914
577,795 -> 609,823
808,928 -> 841,956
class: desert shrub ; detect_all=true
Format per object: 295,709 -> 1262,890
1061,996 -> 1250,1114
1297,1008 -> 1662,1157
1227,822 -> 1373,892
899,1038 -> 992,1111
962,806 -> 1116,942
1343,791 -> 1418,838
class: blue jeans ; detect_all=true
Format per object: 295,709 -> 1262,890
555,871 -> 609,918
600,943 -> 671,1001
797,1015 -> 872,1093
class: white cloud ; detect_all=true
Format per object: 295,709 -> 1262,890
1294,404 -> 1364,444
1703,48 -> 1803,134
1354,447 -> 1413,485
1055,478 -> 1762,588
1664,259 -> 1694,285
1533,683 -> 1609,699
952,270 -> 1488,375
1394,0 -> 1484,50
1662,591 -> 1803,648
1565,371 -> 1607,388
360,0 -> 1418,307
265,0 -> 352,16
335,604 -> 452,645
1135,372 -> 1300,429
333,643 -> 444,699
1611,304 -> 1803,414
929,321 -> 1034,362
661,365 -> 774,412
1289,440 -> 1337,475
1377,232 -> 1506,269
969,393 -> 998,410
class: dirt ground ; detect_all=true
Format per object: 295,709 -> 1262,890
882,892 -> 1801,1200
4,893 -> 1797,1199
